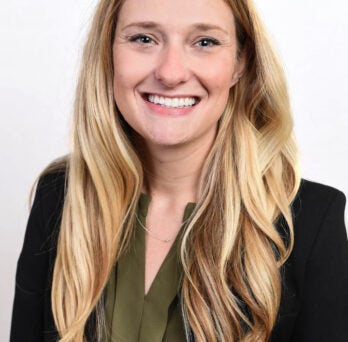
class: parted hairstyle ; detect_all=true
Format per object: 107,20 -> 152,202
46,0 -> 300,341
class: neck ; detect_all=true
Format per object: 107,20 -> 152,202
140,137 -> 214,203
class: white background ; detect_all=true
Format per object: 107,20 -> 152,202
1,0 -> 347,339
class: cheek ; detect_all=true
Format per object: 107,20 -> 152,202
200,63 -> 233,122
113,48 -> 152,92
112,52 -> 145,133
113,60 -> 133,95
199,55 -> 236,94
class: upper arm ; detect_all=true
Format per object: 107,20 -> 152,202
10,172 -> 64,342
291,191 -> 348,341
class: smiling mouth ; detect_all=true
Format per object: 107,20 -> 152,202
143,93 -> 200,108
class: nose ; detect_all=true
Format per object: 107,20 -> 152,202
154,44 -> 190,87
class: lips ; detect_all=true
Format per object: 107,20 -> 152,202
143,93 -> 200,108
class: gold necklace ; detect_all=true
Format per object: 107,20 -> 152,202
135,213 -> 186,243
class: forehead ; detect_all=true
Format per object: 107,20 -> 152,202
117,0 -> 235,33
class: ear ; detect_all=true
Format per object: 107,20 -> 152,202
230,51 -> 246,88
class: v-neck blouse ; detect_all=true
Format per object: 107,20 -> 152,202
103,194 -> 195,342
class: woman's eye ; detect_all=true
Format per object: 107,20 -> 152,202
195,38 -> 220,48
129,34 -> 155,45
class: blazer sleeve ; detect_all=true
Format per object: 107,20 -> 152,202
10,172 -> 64,342
291,190 -> 348,341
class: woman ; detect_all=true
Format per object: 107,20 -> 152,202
11,0 -> 348,341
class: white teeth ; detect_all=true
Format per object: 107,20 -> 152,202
147,94 -> 197,108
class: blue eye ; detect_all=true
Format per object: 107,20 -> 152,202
196,38 -> 220,47
129,34 -> 155,45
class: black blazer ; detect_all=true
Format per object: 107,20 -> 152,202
10,171 -> 348,342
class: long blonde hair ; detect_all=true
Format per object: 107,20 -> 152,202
50,0 -> 300,341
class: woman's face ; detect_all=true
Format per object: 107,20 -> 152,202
113,0 -> 244,148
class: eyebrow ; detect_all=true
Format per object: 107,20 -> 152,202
120,21 -> 229,35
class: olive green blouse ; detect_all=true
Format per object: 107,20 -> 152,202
103,194 -> 195,342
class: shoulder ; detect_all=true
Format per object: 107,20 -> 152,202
35,157 -> 68,204
22,159 -> 68,254
15,159 -> 68,287
33,157 -> 68,224
273,180 -> 348,342
293,178 -> 346,214
35,168 -> 66,212
288,178 -> 347,285
11,162 -> 67,341
291,179 -> 346,245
